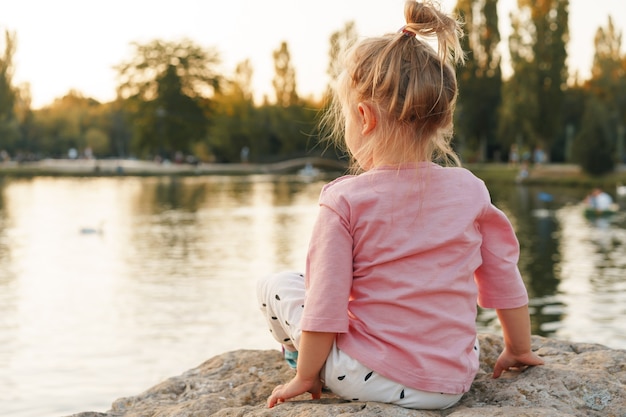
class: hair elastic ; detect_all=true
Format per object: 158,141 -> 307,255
398,25 -> 416,37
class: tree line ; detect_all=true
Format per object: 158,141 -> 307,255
0,0 -> 624,176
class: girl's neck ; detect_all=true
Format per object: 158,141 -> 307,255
370,152 -> 430,169
355,131 -> 432,171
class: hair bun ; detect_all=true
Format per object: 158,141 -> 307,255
403,0 -> 465,65
398,25 -> 417,37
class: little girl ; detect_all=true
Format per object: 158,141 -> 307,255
257,0 -> 543,410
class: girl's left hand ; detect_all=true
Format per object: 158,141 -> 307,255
267,374 -> 323,408
493,348 -> 544,378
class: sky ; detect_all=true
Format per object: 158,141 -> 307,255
1,0 -> 624,109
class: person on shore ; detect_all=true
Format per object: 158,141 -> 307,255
257,0 -> 543,410
585,188 -> 614,212
509,144 -> 519,165
516,160 -> 530,183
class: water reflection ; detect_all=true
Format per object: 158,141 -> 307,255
0,176 -> 624,417
555,203 -> 626,347
0,176 -> 322,417
484,183 -> 626,348
483,184 -> 566,336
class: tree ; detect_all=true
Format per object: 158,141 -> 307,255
232,59 -> 254,102
588,17 -> 626,164
115,38 -> 221,158
208,60 -> 257,162
272,42 -> 298,107
14,82 -> 36,155
572,17 -> 626,174
116,38 -> 221,101
327,21 -> 358,93
454,0 -> 502,162
572,98 -> 615,176
0,29 -> 20,153
503,0 -> 569,160
32,90 -> 106,157
107,99 -> 133,158
498,8 -> 539,161
205,55 -> 320,163
152,64 -> 207,156
559,79 -> 585,162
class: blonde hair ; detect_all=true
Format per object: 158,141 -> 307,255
322,0 -> 465,171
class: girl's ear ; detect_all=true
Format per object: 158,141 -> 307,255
357,102 -> 377,135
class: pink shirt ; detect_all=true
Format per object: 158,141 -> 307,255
300,163 -> 528,394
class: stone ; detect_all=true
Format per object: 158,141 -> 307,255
67,333 -> 626,417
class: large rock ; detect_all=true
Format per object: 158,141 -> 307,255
69,334 -> 626,417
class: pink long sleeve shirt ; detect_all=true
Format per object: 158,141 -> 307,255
300,162 -> 529,394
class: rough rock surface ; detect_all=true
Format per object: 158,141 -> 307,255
69,334 -> 626,417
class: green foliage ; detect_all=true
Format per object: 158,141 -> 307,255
0,118 -> 19,151
558,81 -> 586,162
115,39 -> 221,159
572,99 -> 615,176
586,17 -> 626,164
106,101 -> 133,157
565,16 -> 625,174
272,42 -> 298,107
137,65 -> 207,156
3,8 -> 623,172
84,127 -> 109,156
505,0 -> 569,157
31,91 -> 108,157
116,38 -> 221,101
207,86 -> 256,162
327,21 -> 357,92
203,41 -> 322,163
497,7 -> 537,153
266,103 -> 321,158
454,0 -> 502,161
0,30 -> 19,152
208,98 -> 320,163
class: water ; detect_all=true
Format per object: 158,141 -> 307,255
484,183 -> 626,346
0,175 -> 624,417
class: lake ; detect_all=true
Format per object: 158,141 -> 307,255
1,174 -> 625,417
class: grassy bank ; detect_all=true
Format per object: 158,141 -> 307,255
1,159 -> 625,190
468,163 -> 626,190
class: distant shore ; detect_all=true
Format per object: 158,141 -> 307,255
1,158 -> 625,189
470,162 -> 626,189
0,157 -> 348,178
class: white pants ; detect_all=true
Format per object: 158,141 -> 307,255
257,271 -> 476,410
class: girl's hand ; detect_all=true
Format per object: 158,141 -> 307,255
267,373 -> 323,408
492,348 -> 544,378
267,331 -> 335,407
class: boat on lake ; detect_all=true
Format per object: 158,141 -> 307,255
583,188 -> 618,218
583,203 -> 619,219
297,163 -> 321,182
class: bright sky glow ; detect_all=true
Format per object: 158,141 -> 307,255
1,0 -> 624,109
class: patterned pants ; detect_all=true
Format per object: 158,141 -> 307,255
257,271 -> 478,410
